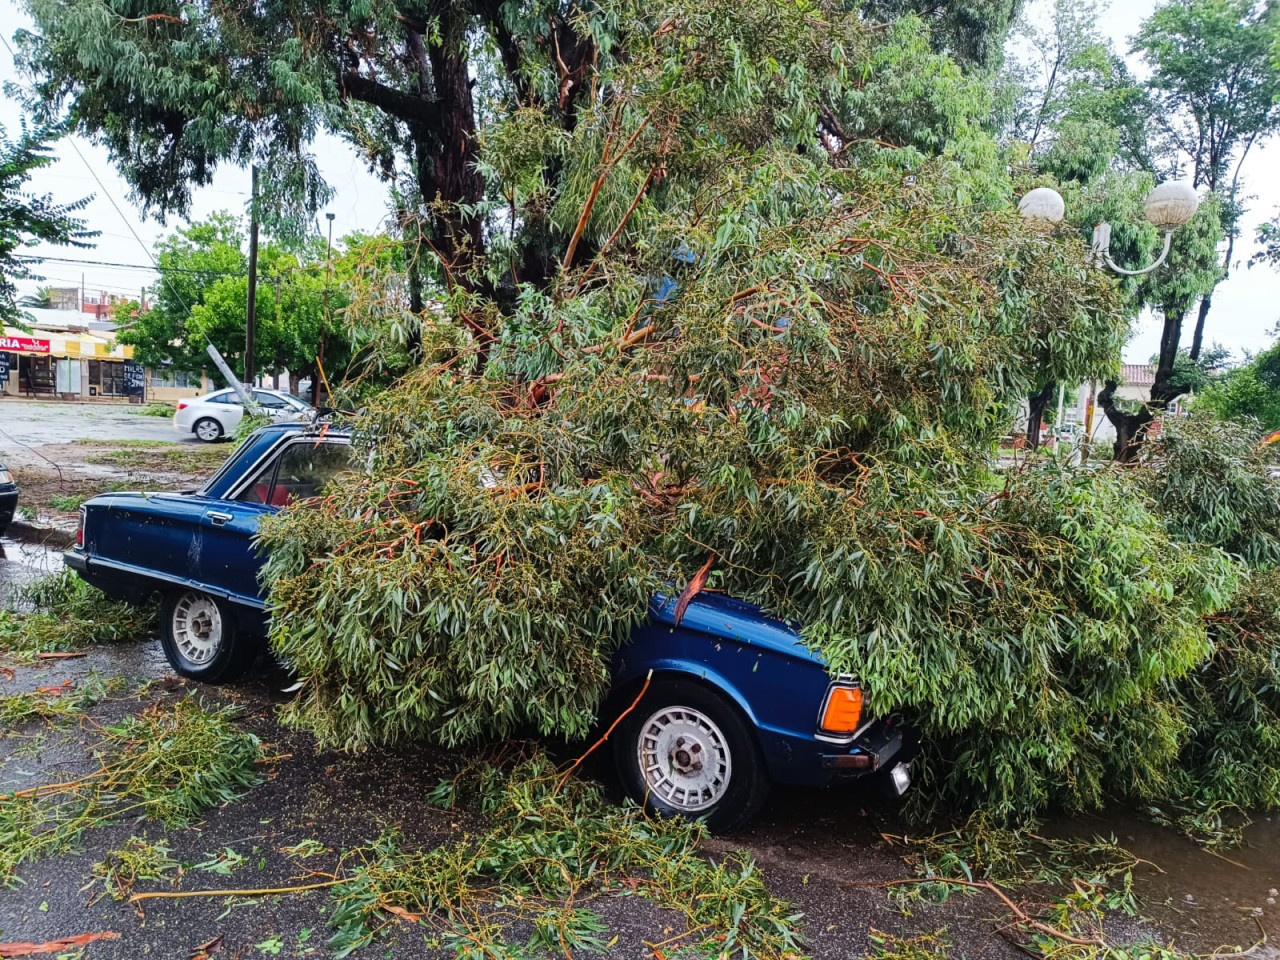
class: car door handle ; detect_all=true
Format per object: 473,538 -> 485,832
207,511 -> 234,526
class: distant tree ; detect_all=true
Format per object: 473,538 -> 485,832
1133,0 -> 1280,361
0,122 -> 95,325
118,213 -> 245,374
1199,338 -> 1280,429
16,284 -> 54,308
862,0 -> 1026,69
119,213 -> 352,388
1254,213 -> 1280,269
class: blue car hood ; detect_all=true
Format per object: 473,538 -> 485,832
648,592 -> 823,666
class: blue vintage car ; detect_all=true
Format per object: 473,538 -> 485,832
65,422 -> 911,829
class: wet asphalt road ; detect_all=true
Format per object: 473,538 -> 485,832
0,399 -> 193,449
1,637 -> 1277,959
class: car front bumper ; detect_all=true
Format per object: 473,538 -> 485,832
820,721 -> 912,782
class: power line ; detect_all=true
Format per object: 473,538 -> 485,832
16,254 -> 245,277
56,136 -> 195,320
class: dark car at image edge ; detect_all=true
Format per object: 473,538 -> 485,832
0,461 -> 17,537
65,422 -> 913,830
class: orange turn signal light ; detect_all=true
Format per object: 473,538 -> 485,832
820,685 -> 863,735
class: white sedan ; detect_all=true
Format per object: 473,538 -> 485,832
174,388 -> 313,442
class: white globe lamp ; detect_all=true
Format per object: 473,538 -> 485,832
1143,181 -> 1199,230
1018,187 -> 1066,225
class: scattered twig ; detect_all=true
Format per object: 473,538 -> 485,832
0,932 -> 120,957
554,669 -> 653,795
842,877 -> 1106,948
129,878 -> 345,903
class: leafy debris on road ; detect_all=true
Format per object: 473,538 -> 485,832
327,746 -> 803,959
0,696 -> 261,883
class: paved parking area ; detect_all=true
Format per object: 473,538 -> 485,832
0,400 -> 191,449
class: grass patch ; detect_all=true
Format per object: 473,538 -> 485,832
326,748 -> 802,959
47,493 -> 87,512
16,505 -> 35,521
85,444 -> 227,473
0,696 -> 261,884
76,439 -> 172,448
131,403 -> 177,418
0,570 -> 156,658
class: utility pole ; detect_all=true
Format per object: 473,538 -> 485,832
245,165 -> 260,386
320,212 -> 335,405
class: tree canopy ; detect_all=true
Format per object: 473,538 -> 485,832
0,121 -> 95,325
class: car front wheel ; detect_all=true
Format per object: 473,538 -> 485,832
193,417 -> 224,442
613,679 -> 769,833
159,590 -> 255,682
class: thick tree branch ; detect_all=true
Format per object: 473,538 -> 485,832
340,71 -> 437,127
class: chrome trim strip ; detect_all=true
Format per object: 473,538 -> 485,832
82,555 -> 267,611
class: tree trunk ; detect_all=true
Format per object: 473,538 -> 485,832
1190,226 -> 1233,362
1098,379 -> 1155,462
1026,381 -> 1055,450
1100,305 -> 1188,461
1189,292 -> 1212,361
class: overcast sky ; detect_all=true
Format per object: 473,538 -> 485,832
2,0 -> 1278,363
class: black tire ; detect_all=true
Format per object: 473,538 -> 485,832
159,590 -> 256,682
193,417 -> 224,443
612,678 -> 770,833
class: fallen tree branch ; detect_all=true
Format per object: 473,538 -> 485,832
841,877 -> 1106,948
555,669 -> 653,795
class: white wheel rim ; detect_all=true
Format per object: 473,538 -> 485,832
196,420 -> 220,441
637,705 -> 732,812
172,592 -> 222,665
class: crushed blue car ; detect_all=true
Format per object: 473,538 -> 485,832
65,422 -> 911,829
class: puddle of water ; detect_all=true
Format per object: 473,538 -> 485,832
1045,809 -> 1280,952
0,536 -> 65,603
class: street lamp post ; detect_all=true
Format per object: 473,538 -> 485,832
1018,180 -> 1200,275
1016,180 -> 1201,455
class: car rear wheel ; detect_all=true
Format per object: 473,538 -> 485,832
613,679 -> 769,833
193,417 -> 224,442
159,590 -> 255,682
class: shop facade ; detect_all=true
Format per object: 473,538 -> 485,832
0,327 -> 148,402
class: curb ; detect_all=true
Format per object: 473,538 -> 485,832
4,519 -> 76,548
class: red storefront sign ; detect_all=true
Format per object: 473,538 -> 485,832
0,336 -> 51,354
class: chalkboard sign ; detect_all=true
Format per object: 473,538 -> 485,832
0,353 -> 9,385
123,360 -> 146,398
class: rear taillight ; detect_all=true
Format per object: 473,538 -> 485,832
176,401 -> 188,411
76,507 -> 85,548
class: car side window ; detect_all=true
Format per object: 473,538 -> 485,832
253,391 -> 289,409
210,392 -> 238,405
235,441 -> 352,506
